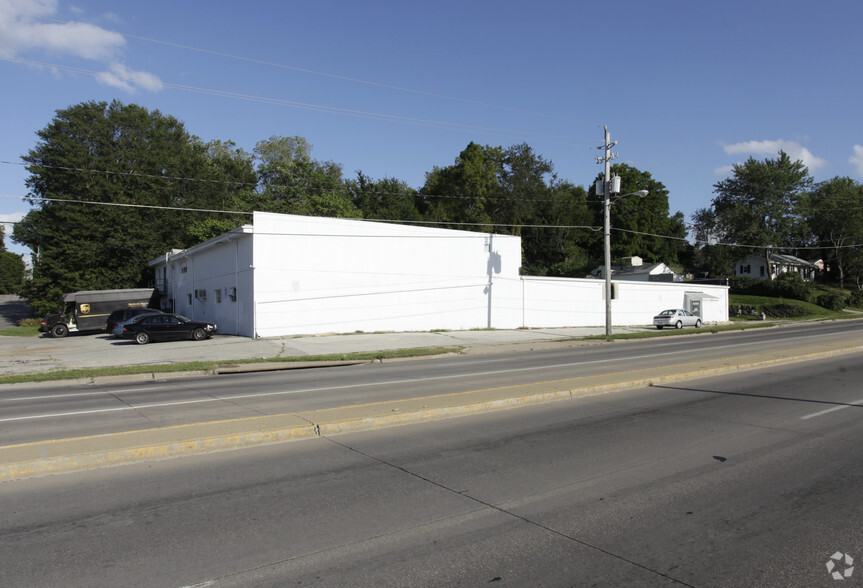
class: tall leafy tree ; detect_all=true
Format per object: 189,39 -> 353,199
807,176 -> 863,288
254,136 -> 358,218
492,143 -> 553,235
522,180 -> 595,276
184,140 -> 258,243
690,207 -> 738,277
346,172 -> 421,222
13,100 -> 250,314
690,151 -> 813,279
420,142 -> 503,229
710,151 -> 811,242
590,163 -> 688,266
0,226 -> 26,295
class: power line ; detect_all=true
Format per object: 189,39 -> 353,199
33,15 -> 601,130
1,56 -> 590,146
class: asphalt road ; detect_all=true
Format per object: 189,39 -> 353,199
3,320 -> 863,447
2,353 -> 862,587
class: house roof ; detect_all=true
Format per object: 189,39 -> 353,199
737,253 -> 817,268
613,262 -> 671,276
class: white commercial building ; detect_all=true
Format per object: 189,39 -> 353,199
150,212 -> 728,338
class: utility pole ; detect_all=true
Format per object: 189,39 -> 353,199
596,125 -> 618,336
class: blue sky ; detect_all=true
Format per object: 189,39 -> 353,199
2,0 -> 861,264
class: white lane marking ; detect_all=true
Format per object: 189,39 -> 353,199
5,386 -> 164,401
7,333 -> 863,423
800,399 -> 863,420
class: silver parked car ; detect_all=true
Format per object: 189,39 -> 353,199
653,308 -> 701,329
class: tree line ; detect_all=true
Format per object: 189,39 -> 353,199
11,100 -> 689,315
692,152 -> 863,289
9,100 -> 863,316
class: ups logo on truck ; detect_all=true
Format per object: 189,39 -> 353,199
79,304 -> 91,314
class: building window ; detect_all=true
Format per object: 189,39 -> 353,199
195,289 -> 207,301
187,293 -> 192,306
181,266 -> 188,273
215,289 -> 222,303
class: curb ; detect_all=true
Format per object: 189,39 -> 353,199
2,341 -> 863,481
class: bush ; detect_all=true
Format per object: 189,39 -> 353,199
730,303 -> 806,318
762,304 -> 806,318
771,273 -> 812,302
729,305 -> 760,317
728,276 -> 760,294
817,292 -> 846,311
849,290 -> 863,308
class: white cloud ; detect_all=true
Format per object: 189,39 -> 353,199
713,165 -> 734,177
850,145 -> 863,176
722,139 -> 828,173
96,62 -> 163,93
0,0 -> 161,92
0,0 -> 123,59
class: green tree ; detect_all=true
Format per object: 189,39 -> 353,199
591,164 -> 688,266
420,142 -> 503,229
704,151 -> 812,257
0,226 -> 26,295
690,207 -> 738,277
807,176 -> 863,288
522,181 -> 595,276
13,100 -> 250,314
346,172 -> 421,222
184,140 -> 258,242
491,143 -> 553,235
254,136 -> 358,218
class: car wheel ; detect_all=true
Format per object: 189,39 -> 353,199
656,326 -> 663,330
695,319 -> 702,328
135,332 -> 150,345
50,323 -> 68,338
675,320 -> 683,329
192,328 -> 207,341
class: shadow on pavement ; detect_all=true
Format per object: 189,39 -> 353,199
0,295 -> 32,329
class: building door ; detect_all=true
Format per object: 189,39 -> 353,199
689,299 -> 702,317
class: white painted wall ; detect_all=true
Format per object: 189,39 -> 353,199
520,276 -> 728,327
150,227 -> 255,337
250,212 -> 522,337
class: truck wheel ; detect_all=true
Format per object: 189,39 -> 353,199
51,324 -> 68,338
135,332 -> 151,345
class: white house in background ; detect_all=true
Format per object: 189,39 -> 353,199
734,253 -> 817,282
150,211 -> 728,338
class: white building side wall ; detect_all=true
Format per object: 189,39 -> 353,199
251,212 -> 522,337
520,276 -> 728,327
157,234 -> 254,337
